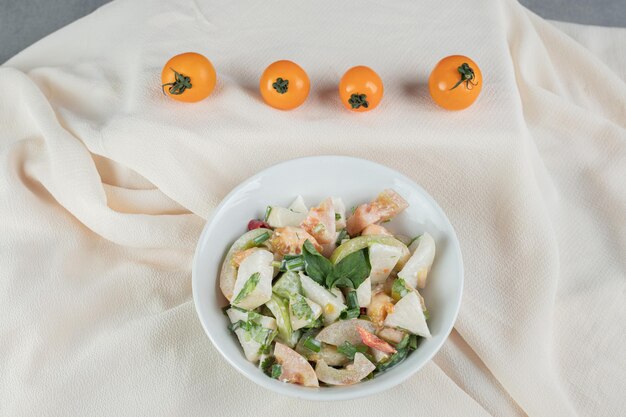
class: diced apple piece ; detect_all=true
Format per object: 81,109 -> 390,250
368,243 -> 402,284
220,228 -> 273,301
300,198 -> 336,244
315,319 -> 376,346
288,195 -> 308,213
356,277 -> 372,308
315,353 -> 376,385
274,342 -> 319,387
398,233 -> 436,289
299,273 -> 346,324
384,291 -> 431,338
267,206 -> 308,228
231,249 -> 274,310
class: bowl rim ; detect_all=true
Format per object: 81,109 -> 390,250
192,155 -> 464,401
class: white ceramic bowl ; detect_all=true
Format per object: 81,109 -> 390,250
192,156 -> 463,401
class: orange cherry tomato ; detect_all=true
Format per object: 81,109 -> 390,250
259,60 -> 310,110
428,55 -> 482,110
161,52 -> 216,102
339,66 -> 383,112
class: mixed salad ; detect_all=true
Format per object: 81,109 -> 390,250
219,190 -> 436,387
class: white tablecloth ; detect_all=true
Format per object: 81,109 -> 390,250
1,0 -> 625,415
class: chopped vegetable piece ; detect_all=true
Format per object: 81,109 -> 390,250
391,278 -> 410,301
248,219 -> 271,231
356,326 -> 397,354
302,240 -> 333,285
337,341 -> 368,360
274,342 -> 319,387
232,272 -> 260,305
303,336 -> 322,353
315,353 -> 376,385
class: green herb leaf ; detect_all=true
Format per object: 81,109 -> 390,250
302,240 -> 333,285
335,213 -> 341,221
290,294 -> 314,321
270,363 -> 282,378
232,272 -> 260,305
337,341 -> 368,360
339,308 -> 360,320
391,278 -> 410,301
326,249 -> 371,289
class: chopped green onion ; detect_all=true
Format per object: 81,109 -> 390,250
335,213 -> 341,221
264,206 -> 272,222
335,229 -> 348,245
339,308 -> 360,320
409,335 -> 419,351
337,341 -> 368,360
253,231 -> 270,245
303,336 -> 322,353
281,256 -> 305,271
396,334 -> 410,350
346,291 -> 359,309
391,278 -> 410,301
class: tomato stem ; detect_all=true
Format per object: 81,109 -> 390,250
449,63 -> 477,91
161,68 -> 192,95
348,93 -> 368,109
272,78 -> 289,94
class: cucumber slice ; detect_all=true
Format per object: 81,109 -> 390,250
265,294 -> 295,347
272,271 -> 302,299
330,235 -> 410,269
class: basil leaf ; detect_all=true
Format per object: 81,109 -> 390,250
302,240 -> 333,285
232,272 -> 260,305
326,249 -> 371,289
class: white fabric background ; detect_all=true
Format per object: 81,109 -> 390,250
1,0 -> 625,416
